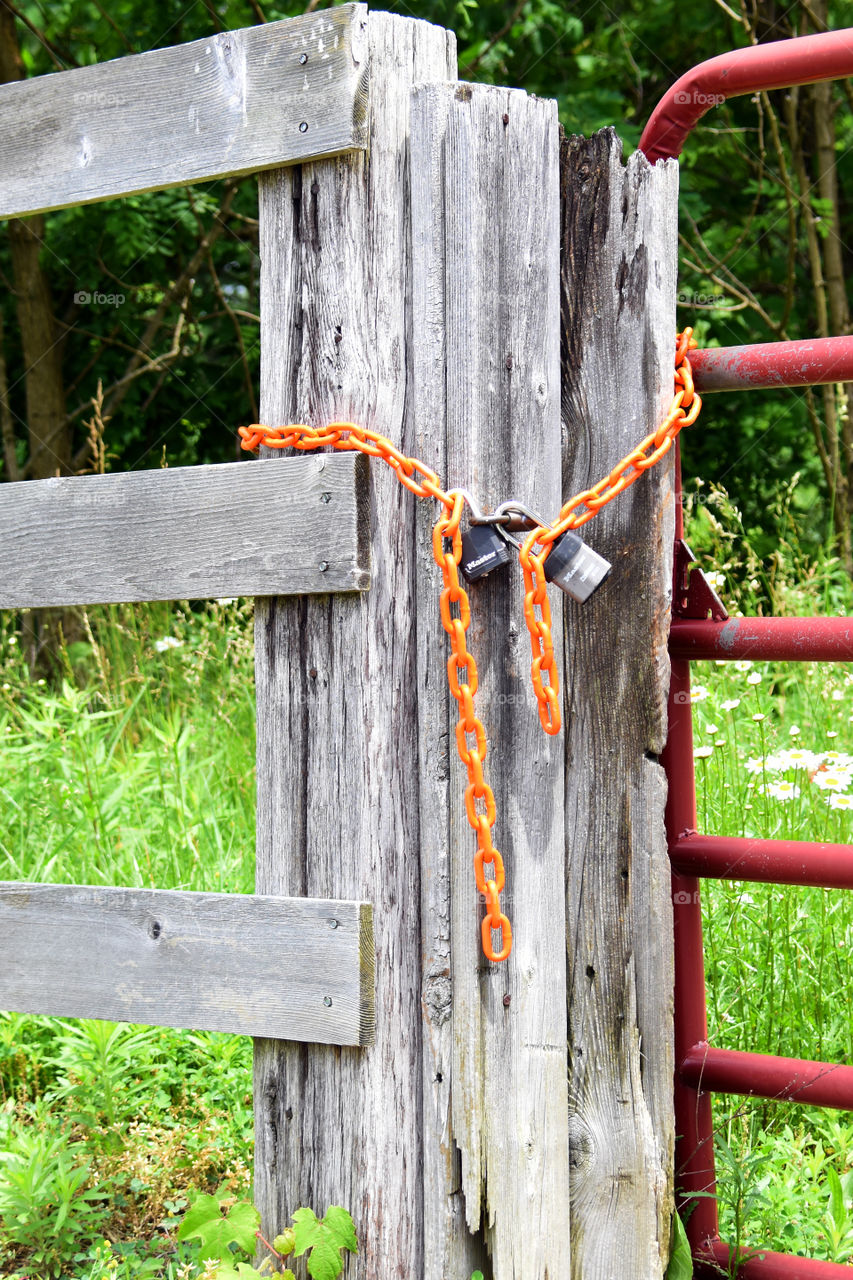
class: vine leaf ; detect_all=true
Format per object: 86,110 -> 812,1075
177,1191 -> 261,1262
292,1206 -> 358,1280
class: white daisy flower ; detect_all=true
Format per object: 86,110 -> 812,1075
829,793 -> 853,811
813,769 -> 853,792
155,636 -> 183,652
721,699 -> 741,712
769,748 -> 822,771
762,780 -> 800,801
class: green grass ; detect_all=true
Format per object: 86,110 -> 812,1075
0,599 -> 256,895
0,600 -> 257,1279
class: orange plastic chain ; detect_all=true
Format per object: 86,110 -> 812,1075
518,327 -> 701,734
237,420 -> 512,961
238,329 -> 701,962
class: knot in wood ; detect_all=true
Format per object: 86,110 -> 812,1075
567,1114 -> 594,1171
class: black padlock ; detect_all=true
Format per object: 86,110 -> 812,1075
460,524 -> 512,582
543,530 -> 611,602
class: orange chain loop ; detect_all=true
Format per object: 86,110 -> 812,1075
517,328 -> 701,734
238,329 -> 701,963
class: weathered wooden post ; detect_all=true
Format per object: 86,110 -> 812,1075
253,11 -> 456,1276
559,130 -> 679,1277
410,82 -> 571,1277
254,6 -> 679,1273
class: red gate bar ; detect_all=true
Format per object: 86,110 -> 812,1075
638,28 -> 853,162
680,1044 -> 853,1109
664,655 -> 721,1251
671,833 -> 853,890
669,616 -> 853,662
691,336 -> 853,393
703,1240 -> 853,1279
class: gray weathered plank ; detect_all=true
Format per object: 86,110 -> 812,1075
252,14 -> 455,1278
0,6 -> 368,218
0,882 -> 374,1046
0,454 -> 369,607
409,84 -> 487,1280
561,129 -> 679,1278
412,82 -> 570,1280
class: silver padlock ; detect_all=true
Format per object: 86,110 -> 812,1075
543,530 -> 611,602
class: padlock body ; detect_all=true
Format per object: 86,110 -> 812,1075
543,531 -> 611,602
460,525 -> 512,582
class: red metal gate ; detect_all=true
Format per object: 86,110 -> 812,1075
640,31 -> 853,1278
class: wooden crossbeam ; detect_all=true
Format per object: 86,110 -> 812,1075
0,454 -> 369,608
0,882 -> 374,1046
0,5 -> 368,218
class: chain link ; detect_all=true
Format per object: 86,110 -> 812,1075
517,328 -> 701,734
238,330 -> 701,962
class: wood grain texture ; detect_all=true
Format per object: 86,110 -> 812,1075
252,15 -> 455,1278
0,882 -> 374,1045
560,129 -> 678,1278
411,83 -> 570,1280
409,84 -> 487,1280
0,6 -> 368,218
0,455 -> 369,607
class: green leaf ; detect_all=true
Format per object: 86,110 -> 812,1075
826,1165 -> 846,1233
320,1207 -> 358,1256
666,1211 -> 693,1280
292,1206 -> 358,1280
213,1263 -> 265,1280
177,1194 -> 222,1243
224,1201 -> 263,1255
176,1193 -> 260,1262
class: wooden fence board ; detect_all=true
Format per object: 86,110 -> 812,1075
0,454 -> 369,607
0,6 -> 368,218
0,882 -> 374,1046
412,82 -> 570,1280
252,14 -> 455,1277
561,129 -> 679,1279
409,83 -> 487,1280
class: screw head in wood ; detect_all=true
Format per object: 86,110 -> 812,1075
318,561 -> 329,572
323,996 -> 333,1006
299,52 -> 308,64
299,121 -> 309,133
